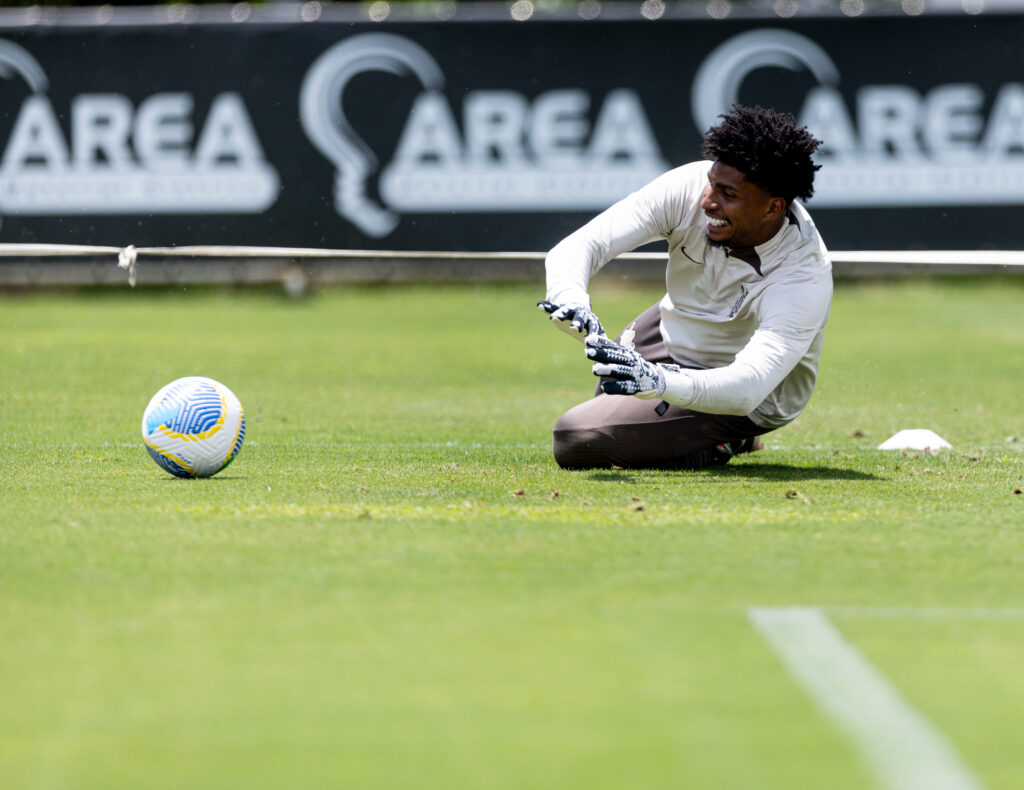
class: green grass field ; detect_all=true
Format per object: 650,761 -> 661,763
2,277 -> 1022,790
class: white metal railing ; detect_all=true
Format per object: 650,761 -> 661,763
1,243 -> 1022,290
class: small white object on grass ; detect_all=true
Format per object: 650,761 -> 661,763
878,429 -> 952,451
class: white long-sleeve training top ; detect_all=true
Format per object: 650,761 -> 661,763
545,160 -> 833,429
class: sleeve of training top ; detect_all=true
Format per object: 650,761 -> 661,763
544,163 -> 707,306
660,274 -> 831,415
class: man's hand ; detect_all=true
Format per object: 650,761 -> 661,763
537,300 -> 605,342
585,334 -> 678,399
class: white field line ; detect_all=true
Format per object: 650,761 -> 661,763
748,606 -> 986,790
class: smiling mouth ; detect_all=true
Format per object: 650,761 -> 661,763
706,216 -> 728,231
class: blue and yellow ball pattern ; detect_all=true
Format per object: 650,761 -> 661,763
141,377 -> 246,478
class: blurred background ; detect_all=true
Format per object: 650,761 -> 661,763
0,0 -> 1021,281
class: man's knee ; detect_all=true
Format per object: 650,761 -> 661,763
552,409 -> 611,469
551,398 -> 657,469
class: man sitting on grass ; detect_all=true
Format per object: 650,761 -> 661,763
539,105 -> 831,470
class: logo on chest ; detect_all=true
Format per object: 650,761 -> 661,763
728,286 -> 750,319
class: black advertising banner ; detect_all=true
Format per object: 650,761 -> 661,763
1,10 -> 1023,252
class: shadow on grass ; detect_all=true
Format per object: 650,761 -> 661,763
159,476 -> 243,482
710,463 -> 882,482
587,463 -> 882,483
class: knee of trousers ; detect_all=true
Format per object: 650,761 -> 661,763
551,408 -> 616,469
551,426 -> 610,469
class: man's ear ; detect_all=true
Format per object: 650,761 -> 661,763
766,196 -> 787,220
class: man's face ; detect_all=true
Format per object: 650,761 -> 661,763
700,161 -> 783,249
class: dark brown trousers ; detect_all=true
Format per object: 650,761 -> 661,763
552,303 -> 767,469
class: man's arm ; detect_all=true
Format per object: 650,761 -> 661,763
540,163 -> 706,341
585,327 -> 807,413
544,164 -> 703,304
589,276 -> 831,416
660,327 -> 811,414
540,201 -> 658,344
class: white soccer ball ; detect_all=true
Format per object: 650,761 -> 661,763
141,376 -> 246,478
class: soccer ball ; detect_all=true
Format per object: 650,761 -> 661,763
141,376 -> 246,478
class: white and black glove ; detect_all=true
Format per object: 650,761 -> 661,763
537,300 -> 605,342
585,334 -> 679,399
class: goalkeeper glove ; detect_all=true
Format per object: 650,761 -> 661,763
585,334 -> 680,399
537,300 -> 605,341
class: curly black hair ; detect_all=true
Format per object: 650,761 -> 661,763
701,105 -> 822,204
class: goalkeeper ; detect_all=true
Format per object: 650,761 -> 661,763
539,105 -> 832,469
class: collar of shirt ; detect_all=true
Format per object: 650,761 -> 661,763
725,209 -> 804,276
